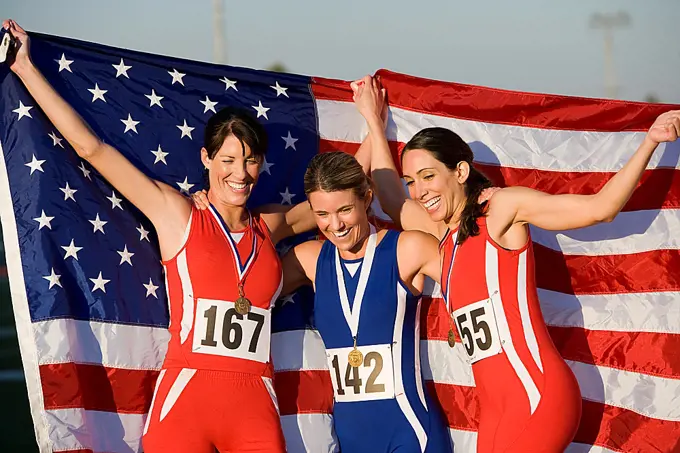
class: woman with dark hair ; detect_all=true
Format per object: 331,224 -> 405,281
3,19 -> 335,453
352,75 -> 680,452
281,150 -> 453,453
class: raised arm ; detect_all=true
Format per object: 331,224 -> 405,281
353,76 -> 441,237
5,21 -> 189,246
487,110 -> 680,241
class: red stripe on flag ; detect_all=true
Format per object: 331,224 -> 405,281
40,363 -> 158,413
319,139 -> 680,211
533,245 -> 680,295
576,399 -> 680,453
312,72 -> 680,131
426,381 -> 479,432
275,369 -> 334,416
549,326 -> 680,380
421,297 -> 680,379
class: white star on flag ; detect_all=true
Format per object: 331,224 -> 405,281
25,154 -> 46,175
280,294 -> 295,306
145,89 -> 164,108
89,213 -> 108,234
33,210 -> 55,230
13,101 -> 33,120
220,77 -> 237,91
62,239 -> 83,260
200,96 -> 218,114
282,131 -> 298,150
49,131 -> 64,148
43,268 -> 62,289
280,187 -> 295,204
60,182 -> 77,202
271,82 -> 289,97
107,191 -> 123,210
78,162 -> 92,180
177,177 -> 195,194
177,120 -> 194,139
151,145 -> 169,165
144,278 -> 160,298
137,224 -> 150,242
259,157 -> 274,175
168,68 -> 186,85
112,59 -> 131,78
121,114 -> 140,134
117,245 -> 135,266
90,272 -> 110,293
88,84 -> 108,103
252,101 -> 270,120
55,54 -> 74,73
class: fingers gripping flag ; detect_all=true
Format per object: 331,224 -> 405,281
1,30 -> 680,453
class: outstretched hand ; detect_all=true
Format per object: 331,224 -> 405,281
2,20 -> 31,73
191,190 -> 210,210
647,110 -> 680,144
351,75 -> 387,129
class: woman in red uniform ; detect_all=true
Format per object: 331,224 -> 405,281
3,19 -> 351,453
352,75 -> 680,452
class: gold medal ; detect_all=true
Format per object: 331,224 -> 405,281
447,328 -> 456,348
234,283 -> 252,315
348,337 -> 363,367
348,348 -> 363,368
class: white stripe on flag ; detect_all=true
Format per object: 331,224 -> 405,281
272,329 -> 329,371
34,319 -> 169,368
449,428 -> 477,453
568,360 -> 680,422
45,408 -> 145,453
316,99 -> 680,171
530,209 -> 680,255
539,289 -> 680,334
280,413 -> 339,453
422,340 -> 475,387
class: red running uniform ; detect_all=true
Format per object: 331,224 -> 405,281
440,218 -> 581,453
142,205 -> 286,453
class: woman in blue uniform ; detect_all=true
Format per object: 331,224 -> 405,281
282,151 -> 452,453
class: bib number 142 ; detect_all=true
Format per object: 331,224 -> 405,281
326,344 -> 395,402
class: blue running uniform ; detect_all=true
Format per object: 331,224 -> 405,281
314,229 -> 452,453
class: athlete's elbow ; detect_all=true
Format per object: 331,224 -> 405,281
75,139 -> 105,160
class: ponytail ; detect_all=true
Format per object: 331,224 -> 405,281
457,165 -> 492,244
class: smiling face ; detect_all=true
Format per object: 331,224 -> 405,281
308,189 -> 372,254
401,148 -> 468,224
201,134 -> 262,208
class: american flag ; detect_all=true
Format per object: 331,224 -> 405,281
1,30 -> 679,453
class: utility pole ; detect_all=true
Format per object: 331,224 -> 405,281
589,11 -> 630,99
213,0 -> 226,64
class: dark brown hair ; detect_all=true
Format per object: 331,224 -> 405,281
401,127 -> 491,244
303,151 -> 372,207
203,107 -> 268,159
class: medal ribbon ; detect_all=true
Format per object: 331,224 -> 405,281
209,204 -> 262,291
334,224 -> 378,343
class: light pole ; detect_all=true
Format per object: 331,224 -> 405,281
213,0 -> 226,64
589,11 -> 631,99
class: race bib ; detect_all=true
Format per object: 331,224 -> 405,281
326,343 -> 395,403
192,298 -> 270,363
452,297 -> 502,364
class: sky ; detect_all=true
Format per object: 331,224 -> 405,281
3,0 -> 679,103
